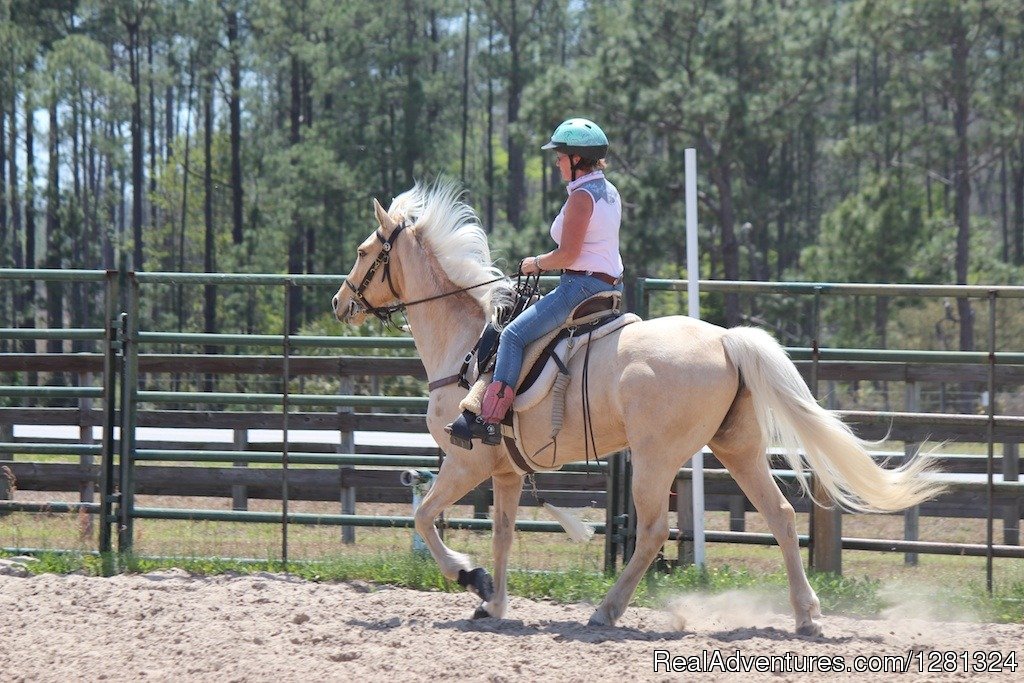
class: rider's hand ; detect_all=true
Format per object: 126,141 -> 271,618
520,256 -> 542,275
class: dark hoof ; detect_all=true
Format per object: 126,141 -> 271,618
797,622 -> 823,638
457,568 -> 494,602
472,606 -> 492,619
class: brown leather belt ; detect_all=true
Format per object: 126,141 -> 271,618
562,269 -> 621,286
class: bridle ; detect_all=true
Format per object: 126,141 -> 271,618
342,221 -> 410,326
341,220 -> 506,329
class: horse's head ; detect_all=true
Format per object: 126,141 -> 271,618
332,197 -> 409,326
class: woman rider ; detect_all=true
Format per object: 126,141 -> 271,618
477,117 -> 624,432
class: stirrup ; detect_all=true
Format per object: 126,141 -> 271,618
444,410 -> 502,450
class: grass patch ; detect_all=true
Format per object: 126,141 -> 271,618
4,549 -> 1021,623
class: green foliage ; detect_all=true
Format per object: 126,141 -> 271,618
802,173 -> 952,346
2,0 -> 1024,351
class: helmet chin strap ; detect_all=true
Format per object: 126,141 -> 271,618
570,154 -> 583,182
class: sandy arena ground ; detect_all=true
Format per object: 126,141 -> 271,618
0,564 -> 1021,682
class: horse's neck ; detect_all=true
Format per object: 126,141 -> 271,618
401,246 -> 487,382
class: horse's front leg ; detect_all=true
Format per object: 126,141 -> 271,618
475,468 -> 524,619
413,451 -> 494,597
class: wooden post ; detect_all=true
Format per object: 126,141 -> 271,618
79,372 -> 96,536
904,381 -> 920,565
675,474 -> 694,567
728,495 -> 746,532
231,428 -> 248,511
1004,442 -> 1020,546
809,336 -> 842,574
810,479 -> 842,574
473,487 -> 491,519
338,376 -> 355,544
0,421 -> 11,511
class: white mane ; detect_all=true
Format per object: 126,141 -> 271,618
388,178 -> 514,317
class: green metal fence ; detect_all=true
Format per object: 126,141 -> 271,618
2,269 -> 1024,586
638,278 -> 1024,590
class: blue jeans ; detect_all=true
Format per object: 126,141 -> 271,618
493,272 -> 622,387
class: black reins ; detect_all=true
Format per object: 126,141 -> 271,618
342,221 -> 505,328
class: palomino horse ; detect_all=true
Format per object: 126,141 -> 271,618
331,180 -> 943,636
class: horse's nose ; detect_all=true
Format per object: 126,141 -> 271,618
332,294 -> 340,314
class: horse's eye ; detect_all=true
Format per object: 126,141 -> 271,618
358,250 -> 367,258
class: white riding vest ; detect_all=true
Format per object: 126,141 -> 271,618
549,171 -> 624,277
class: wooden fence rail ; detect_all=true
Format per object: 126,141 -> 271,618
3,347 -> 1024,571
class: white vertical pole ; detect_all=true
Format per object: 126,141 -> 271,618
685,147 -> 706,567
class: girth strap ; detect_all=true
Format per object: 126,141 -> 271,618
501,414 -> 536,475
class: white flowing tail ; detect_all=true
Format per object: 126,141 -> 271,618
721,327 -> 946,513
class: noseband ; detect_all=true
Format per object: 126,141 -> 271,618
343,221 -> 409,326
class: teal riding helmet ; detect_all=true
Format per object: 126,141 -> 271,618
541,118 -> 609,161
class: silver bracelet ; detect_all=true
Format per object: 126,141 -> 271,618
534,256 -> 542,271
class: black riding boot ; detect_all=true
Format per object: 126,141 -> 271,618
444,410 -> 501,450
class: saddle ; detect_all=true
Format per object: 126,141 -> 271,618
447,290 -> 640,458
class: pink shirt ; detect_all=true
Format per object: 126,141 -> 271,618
550,171 -> 623,277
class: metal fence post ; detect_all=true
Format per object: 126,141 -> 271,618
281,280 -> 292,569
634,277 -> 648,319
99,270 -> 119,567
117,275 -> 139,555
338,375 -> 355,544
985,291 -> 996,593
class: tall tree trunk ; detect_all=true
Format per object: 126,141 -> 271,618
459,2 -> 470,184
147,35 -> 158,242
174,59 -> 194,394
485,19 -> 494,233
103,119 -> 116,270
401,0 -> 421,187
165,82 -> 174,162
126,17 -> 145,271
24,85 -> 37,351
45,98 -> 63,354
287,54 -> 304,334
203,70 -> 216,365
776,138 -> 790,279
70,85 -> 86,351
0,106 -> 6,349
1013,142 -> 1024,266
8,88 -> 19,273
700,135 -> 740,326
1,106 -> 7,270
505,0 -> 524,231
178,59 -> 194,323
228,6 -> 244,245
950,11 -> 973,352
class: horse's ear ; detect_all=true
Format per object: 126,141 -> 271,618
372,197 -> 397,233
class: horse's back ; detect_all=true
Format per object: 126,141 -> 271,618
616,315 -> 734,376
514,314 -> 739,467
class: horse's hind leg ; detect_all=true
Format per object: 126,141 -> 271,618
722,455 -> 822,635
710,393 -> 822,636
589,445 -> 680,627
475,468 -> 523,619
